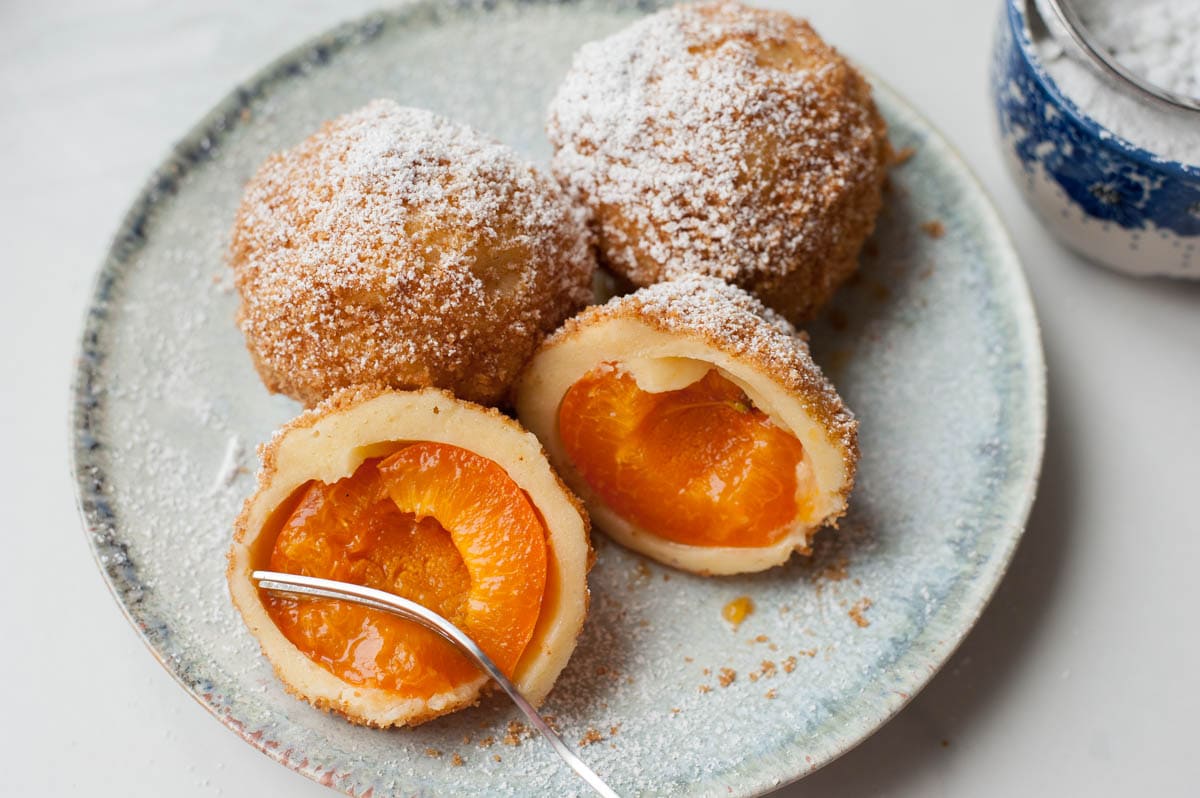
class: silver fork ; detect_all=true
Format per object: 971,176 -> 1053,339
252,570 -> 620,798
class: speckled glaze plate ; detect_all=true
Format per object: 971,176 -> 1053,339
71,1 -> 1045,795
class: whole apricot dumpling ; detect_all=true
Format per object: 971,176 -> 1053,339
230,99 -> 595,407
547,1 -> 889,322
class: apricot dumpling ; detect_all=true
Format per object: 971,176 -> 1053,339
547,1 -> 889,323
514,276 -> 857,575
227,386 -> 590,726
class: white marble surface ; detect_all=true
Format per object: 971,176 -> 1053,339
2,0 -> 1197,795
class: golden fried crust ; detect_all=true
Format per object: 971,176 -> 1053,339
513,276 -> 858,575
228,386 -> 592,727
230,100 -> 596,408
547,1 -> 890,323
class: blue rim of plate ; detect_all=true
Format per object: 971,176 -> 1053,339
69,1 -> 1047,794
1006,0 -> 1200,181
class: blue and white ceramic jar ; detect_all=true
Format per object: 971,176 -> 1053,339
992,0 -> 1200,278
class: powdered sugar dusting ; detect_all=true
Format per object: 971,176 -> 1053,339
547,1 -> 889,320
231,99 -> 594,406
209,434 -> 245,494
625,272 -> 797,339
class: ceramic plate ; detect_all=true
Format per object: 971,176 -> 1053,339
71,1 -> 1045,795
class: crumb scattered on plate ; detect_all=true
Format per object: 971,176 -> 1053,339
849,598 -> 873,628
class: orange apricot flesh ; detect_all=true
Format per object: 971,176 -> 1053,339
558,365 -> 810,548
264,443 -> 547,699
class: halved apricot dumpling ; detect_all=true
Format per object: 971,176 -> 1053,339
514,275 -> 858,575
227,386 -> 590,727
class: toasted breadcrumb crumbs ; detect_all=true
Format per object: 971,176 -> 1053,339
849,598 -> 873,628
765,689 -> 777,699
451,754 -> 464,767
783,656 -> 798,673
579,728 -> 605,747
750,659 -> 780,682
424,748 -> 442,759
503,721 -> 530,746
893,146 -> 917,165
718,668 -> 737,687
921,220 -> 946,239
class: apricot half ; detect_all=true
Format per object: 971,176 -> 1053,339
559,366 -> 812,548
264,443 -> 547,700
